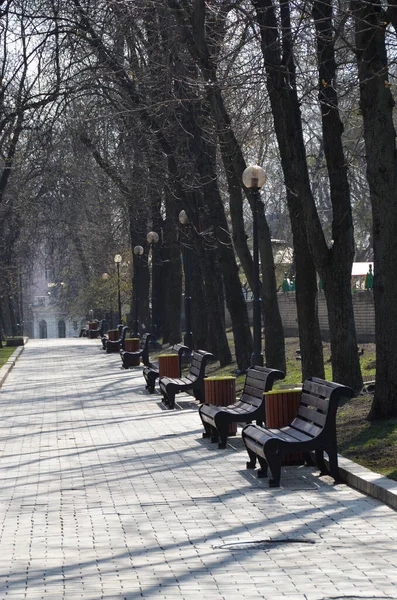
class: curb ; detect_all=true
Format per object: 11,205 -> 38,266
0,341 -> 27,387
336,454 -> 397,511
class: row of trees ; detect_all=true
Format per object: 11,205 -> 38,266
0,0 -> 396,418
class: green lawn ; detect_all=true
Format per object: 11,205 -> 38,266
0,345 -> 17,368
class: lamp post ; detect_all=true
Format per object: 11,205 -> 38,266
146,231 -> 160,342
178,210 -> 193,351
133,245 -> 144,337
242,165 -> 267,367
102,272 -> 110,328
114,254 -> 122,325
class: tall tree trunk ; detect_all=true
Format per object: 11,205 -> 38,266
254,0 -> 362,390
353,0 -> 397,417
162,188 -> 183,345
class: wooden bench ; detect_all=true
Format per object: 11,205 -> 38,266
159,349 -> 215,409
106,326 -> 129,353
101,324 -> 122,350
143,343 -> 189,393
199,366 -> 285,449
120,333 -> 154,369
242,377 -> 353,487
87,320 -> 105,339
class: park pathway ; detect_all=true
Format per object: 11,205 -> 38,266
0,338 -> 396,599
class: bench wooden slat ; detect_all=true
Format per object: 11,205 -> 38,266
296,405 -> 327,426
300,392 -> 329,412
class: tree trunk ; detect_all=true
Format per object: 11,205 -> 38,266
353,0 -> 397,417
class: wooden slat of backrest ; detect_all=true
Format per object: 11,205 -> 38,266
246,368 -> 270,383
245,374 -> 269,392
297,405 -> 326,426
244,383 -> 265,399
240,393 -> 262,407
300,392 -> 329,412
189,365 -> 200,378
303,379 -> 335,399
290,418 -> 322,437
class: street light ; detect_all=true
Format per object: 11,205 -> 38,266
178,210 -> 193,351
242,165 -> 267,367
114,254 -> 122,325
102,272 -> 110,327
133,245 -> 144,337
146,231 -> 160,343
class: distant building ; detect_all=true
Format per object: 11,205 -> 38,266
24,264 -> 84,339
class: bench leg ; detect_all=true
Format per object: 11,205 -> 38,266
217,424 -> 228,449
263,451 -> 281,486
167,390 -> 176,409
326,447 -> 343,484
245,448 -> 258,470
193,384 -> 205,403
210,429 -> 219,443
304,452 -> 315,466
257,455 -> 270,480
315,449 -> 328,476
147,374 -> 157,393
201,420 -> 212,439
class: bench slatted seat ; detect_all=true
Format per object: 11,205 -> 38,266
106,326 -> 129,353
159,349 -> 214,409
143,343 -> 189,393
199,366 -> 285,449
120,333 -> 154,369
242,377 -> 353,487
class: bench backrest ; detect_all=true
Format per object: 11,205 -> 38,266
140,333 -> 155,366
119,326 -> 129,349
241,366 -> 285,408
290,377 -> 353,440
172,344 -> 189,376
186,349 -> 215,382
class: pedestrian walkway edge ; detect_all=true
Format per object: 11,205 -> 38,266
329,454 -> 397,511
0,341 -> 27,387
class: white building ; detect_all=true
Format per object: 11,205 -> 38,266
25,266 -> 85,339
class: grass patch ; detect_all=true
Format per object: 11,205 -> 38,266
337,394 -> 397,480
0,345 -> 17,368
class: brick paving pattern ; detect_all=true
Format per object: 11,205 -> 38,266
0,339 -> 396,599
